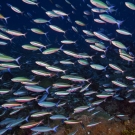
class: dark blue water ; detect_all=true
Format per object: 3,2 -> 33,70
0,0 -> 135,55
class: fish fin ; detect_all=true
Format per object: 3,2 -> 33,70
104,66 -> 108,71
7,68 -> 11,73
23,33 -> 27,38
10,37 -> 14,43
48,19 -> 52,24
104,46 -> 109,54
15,56 -> 21,65
59,45 -> 64,51
36,3 -> 39,7
53,125 -> 59,132
108,6 -> 115,13
86,78 -> 91,83
0,75 -> 3,80
63,70 -> 67,74
45,86 -> 51,94
90,55 -> 95,60
25,116 -> 29,122
19,64 -> 22,69
4,17 -> 10,23
39,47 -> 43,52
117,20 -> 124,29
6,3 -> 12,7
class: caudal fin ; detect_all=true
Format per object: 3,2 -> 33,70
117,20 -> 124,29
4,17 -> 10,24
15,56 -> 21,65
53,125 -> 59,132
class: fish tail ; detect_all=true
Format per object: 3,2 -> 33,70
4,17 -> 10,24
10,37 -> 14,43
117,20 -> 124,29
86,78 -> 91,83
39,47 -> 43,52
45,86 -> 51,94
36,3 -> 39,7
122,70 -> 125,75
0,75 -> 3,80
6,3 -> 12,7
48,19 -> 52,24
108,6 -> 115,13
18,64 -> 22,69
63,70 -> 67,74
104,66 -> 108,71
25,116 -> 29,122
90,55 -> 95,60
53,125 -> 59,132
105,46 -> 110,55
59,45 -> 63,51
15,56 -> 21,65
23,33 -> 27,38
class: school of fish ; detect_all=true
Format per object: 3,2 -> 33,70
0,0 -> 135,134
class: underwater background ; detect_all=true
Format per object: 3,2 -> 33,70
0,0 -> 135,135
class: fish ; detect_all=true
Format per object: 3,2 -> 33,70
50,114 -> 68,120
22,44 -> 40,51
91,8 -> 107,13
61,75 -> 90,82
112,80 -> 127,87
0,14 -> 10,23
31,125 -> 59,132
49,25 -> 65,33
7,3 -> 23,14
20,120 -> 43,129
0,128 -> 11,135
38,101 -> 56,108
30,28 -> 47,35
61,40 -> 76,44
78,59 -> 89,65
99,14 -> 123,28
2,102 -> 22,108
82,30 -> 94,36
53,10 -> 68,16
116,29 -> 132,36
31,111 -> 52,118
111,41 -> 127,49
75,20 -> 86,26
24,85 -> 50,93
11,77 -> 30,82
45,65 -> 66,73
22,0 -> 38,6
0,41 -> 8,46
0,89 -> 11,94
87,121 -> 101,127
0,32 -> 13,42
15,96 -> 38,102
0,0 -> 135,134
33,18 -> 51,24
55,91 -> 69,96
60,60 -> 74,65
96,92 -> 113,98
93,31 -> 112,42
94,19 -> 106,23
64,120 -> 82,124
42,47 -> 62,54
46,11 -> 60,18
125,2 -> 135,10
90,64 -> 107,70
109,64 -> 124,73
30,41 -> 47,48
6,116 -> 29,128
90,0 -> 112,10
